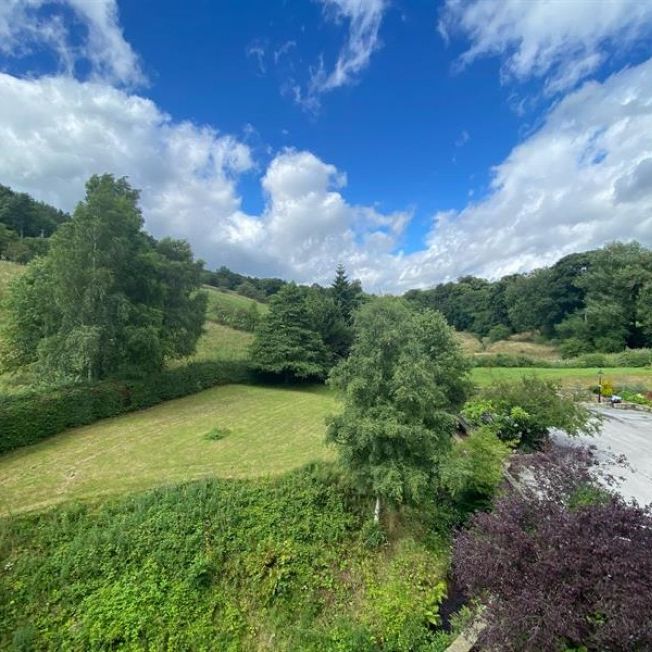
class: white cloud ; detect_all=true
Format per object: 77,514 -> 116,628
0,0 -> 144,86
3,58 -> 652,292
292,0 -> 385,110
395,58 -> 652,289
0,73 -> 252,261
0,73 -> 410,285
440,0 -> 652,93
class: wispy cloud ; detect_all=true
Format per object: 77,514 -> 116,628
246,40 -> 267,75
439,0 -> 652,94
0,0 -> 145,87
293,0 -> 386,111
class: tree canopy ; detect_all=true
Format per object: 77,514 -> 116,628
250,283 -> 330,380
0,175 -> 206,381
326,297 -> 470,521
404,242 -> 652,354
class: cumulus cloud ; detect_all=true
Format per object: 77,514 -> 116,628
0,73 -> 410,286
5,59 -> 652,292
0,73 -> 252,259
396,58 -> 652,288
439,0 -> 652,93
0,0 -> 144,86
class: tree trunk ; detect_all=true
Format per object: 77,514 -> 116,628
373,495 -> 381,524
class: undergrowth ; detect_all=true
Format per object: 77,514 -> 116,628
0,463 -> 458,651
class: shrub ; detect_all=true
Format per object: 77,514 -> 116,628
485,324 -> 512,343
466,377 -> 600,449
0,360 -> 252,455
440,427 -> 512,513
614,348 -> 652,367
454,447 -> 652,651
559,337 -> 592,359
573,352 -> 608,368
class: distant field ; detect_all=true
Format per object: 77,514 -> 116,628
471,366 -> 652,388
204,285 -> 268,318
0,384 -> 336,514
482,338 -> 560,360
185,321 -> 253,362
456,330 -> 561,360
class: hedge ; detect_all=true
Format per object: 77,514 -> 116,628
0,360 -> 252,455
472,349 -> 652,369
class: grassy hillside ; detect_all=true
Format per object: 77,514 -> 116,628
185,321 -> 253,362
0,469 -> 454,651
0,384 -> 336,514
204,285 -> 269,316
457,330 -> 561,361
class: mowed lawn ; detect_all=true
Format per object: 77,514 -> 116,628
471,366 -> 652,388
0,384 -> 337,515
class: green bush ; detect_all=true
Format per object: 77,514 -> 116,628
467,377 -> 600,449
614,348 -> 652,367
559,337 -> 592,359
573,352 -> 608,368
0,360 -> 252,455
486,325 -> 512,343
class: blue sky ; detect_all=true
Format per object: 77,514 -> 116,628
1,1 -> 652,291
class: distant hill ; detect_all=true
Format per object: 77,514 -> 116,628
0,184 -> 68,238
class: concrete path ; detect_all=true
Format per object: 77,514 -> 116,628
552,406 -> 652,506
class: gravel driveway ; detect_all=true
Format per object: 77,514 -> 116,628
552,406 -> 652,506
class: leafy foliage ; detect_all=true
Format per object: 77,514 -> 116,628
405,242 -> 652,354
0,182 -> 68,239
202,264 -> 286,300
465,376 -> 599,448
440,427 -> 512,511
0,466 -> 455,651
327,298 -> 471,518
454,447 -> 652,651
250,283 -> 330,380
1,175 -> 206,381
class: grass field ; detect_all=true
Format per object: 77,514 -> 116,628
471,366 -> 652,388
185,321 -> 253,362
456,330 -> 561,360
0,384 -> 336,514
204,284 -> 269,315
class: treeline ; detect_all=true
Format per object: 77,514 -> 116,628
202,266 -> 286,302
0,183 -> 69,263
405,242 -> 652,356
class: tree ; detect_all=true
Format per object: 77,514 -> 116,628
0,223 -> 17,257
1,175 -> 206,381
305,287 -> 352,362
330,263 -> 362,325
557,243 -> 652,351
250,283 -> 329,381
454,447 -> 652,651
326,298 -> 470,522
